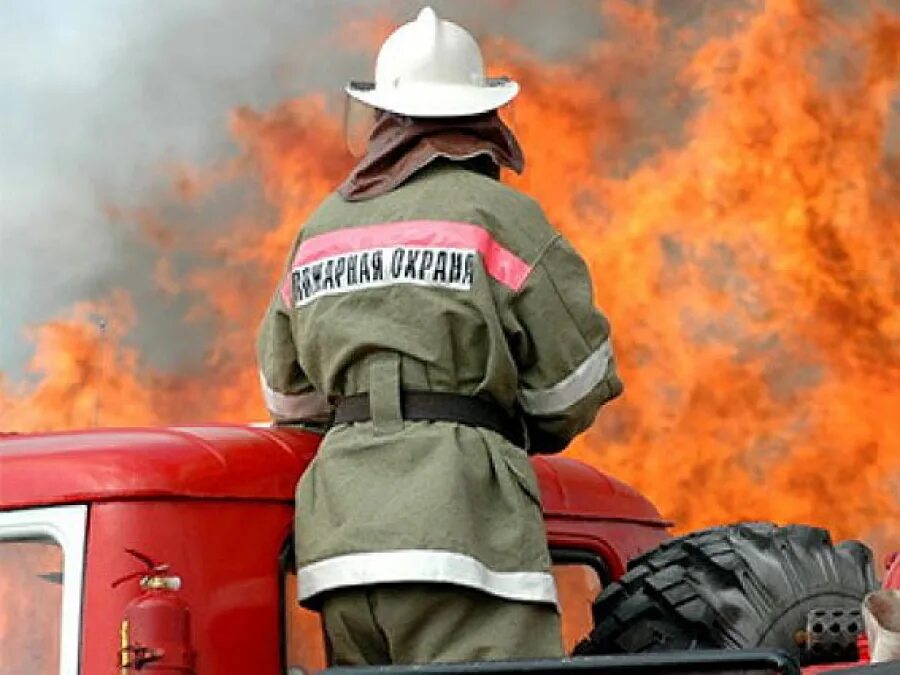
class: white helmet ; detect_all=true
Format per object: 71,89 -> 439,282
345,6 -> 519,118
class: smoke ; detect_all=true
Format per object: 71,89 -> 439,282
0,0 -> 607,376
2,0 -> 323,373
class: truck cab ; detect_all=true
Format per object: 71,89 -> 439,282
0,425 -> 671,674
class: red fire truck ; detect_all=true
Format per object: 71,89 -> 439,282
0,424 -> 894,674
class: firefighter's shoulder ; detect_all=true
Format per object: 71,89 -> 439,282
406,163 -> 559,259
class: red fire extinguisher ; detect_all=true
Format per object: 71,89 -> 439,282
113,549 -> 196,673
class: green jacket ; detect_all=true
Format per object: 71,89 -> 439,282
257,162 -> 622,607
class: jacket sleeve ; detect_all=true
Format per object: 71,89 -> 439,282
256,291 -> 332,427
507,233 -> 623,454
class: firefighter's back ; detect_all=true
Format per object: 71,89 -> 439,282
293,160 -> 556,411
291,162 -> 561,629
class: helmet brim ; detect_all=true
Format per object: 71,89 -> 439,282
345,79 -> 519,118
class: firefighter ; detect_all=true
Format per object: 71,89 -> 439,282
257,6 -> 623,666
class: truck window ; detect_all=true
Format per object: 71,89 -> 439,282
282,561 -> 603,671
0,538 -> 63,675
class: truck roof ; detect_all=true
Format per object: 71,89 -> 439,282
0,425 -> 668,525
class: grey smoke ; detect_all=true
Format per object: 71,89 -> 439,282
0,0 -> 604,377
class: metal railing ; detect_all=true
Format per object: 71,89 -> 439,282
326,648 -> 802,674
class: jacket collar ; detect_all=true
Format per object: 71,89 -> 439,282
338,111 -> 524,201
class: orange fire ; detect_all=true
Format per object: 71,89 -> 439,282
1,0 -> 899,561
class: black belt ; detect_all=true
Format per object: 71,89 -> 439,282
333,391 -> 525,449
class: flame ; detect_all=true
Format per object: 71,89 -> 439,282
2,0 -> 900,564
500,0 -> 900,557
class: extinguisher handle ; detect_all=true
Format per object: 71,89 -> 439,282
112,548 -> 170,588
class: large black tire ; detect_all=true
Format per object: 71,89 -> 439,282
573,522 -> 876,664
